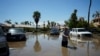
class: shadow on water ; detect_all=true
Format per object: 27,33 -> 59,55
33,32 -> 41,52
8,41 -> 26,48
61,46 -> 69,56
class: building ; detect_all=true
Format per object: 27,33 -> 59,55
92,17 -> 100,27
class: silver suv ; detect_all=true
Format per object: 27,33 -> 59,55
0,27 -> 9,56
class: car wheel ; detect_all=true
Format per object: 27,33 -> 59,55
77,35 -> 81,39
22,36 -> 26,41
6,45 -> 10,56
7,49 -> 10,56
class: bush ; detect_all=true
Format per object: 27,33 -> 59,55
23,27 -> 34,32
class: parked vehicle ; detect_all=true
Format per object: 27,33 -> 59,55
69,28 -> 92,38
50,28 -> 60,35
0,27 -> 9,56
89,28 -> 100,33
6,28 -> 26,41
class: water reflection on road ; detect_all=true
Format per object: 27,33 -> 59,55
9,32 -> 100,56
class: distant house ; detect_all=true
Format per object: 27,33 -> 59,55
2,23 -> 34,28
0,23 -> 34,32
92,17 -> 100,27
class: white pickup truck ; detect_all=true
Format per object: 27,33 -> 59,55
69,28 -> 92,38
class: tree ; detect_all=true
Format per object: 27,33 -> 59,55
33,11 -> 41,31
12,24 -> 15,28
50,21 -> 56,27
29,21 -> 32,25
68,9 -> 78,28
5,19 -> 12,24
92,11 -> 100,18
77,17 -> 88,28
24,21 -> 30,25
47,20 -> 50,29
15,22 -> 18,25
87,0 -> 92,28
64,20 -> 69,26
20,21 -> 30,25
43,21 -> 45,29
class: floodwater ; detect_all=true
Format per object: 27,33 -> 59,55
8,32 -> 100,56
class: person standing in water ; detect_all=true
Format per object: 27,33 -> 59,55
62,27 -> 70,47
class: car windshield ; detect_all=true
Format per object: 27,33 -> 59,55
78,29 -> 87,32
51,28 -> 59,32
0,28 -> 4,35
9,28 -> 25,34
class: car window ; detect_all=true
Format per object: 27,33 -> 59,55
73,29 -> 76,32
78,29 -> 87,32
51,28 -> 59,32
9,28 -> 25,34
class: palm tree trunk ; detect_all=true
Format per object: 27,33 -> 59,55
36,24 -> 38,32
88,0 -> 92,28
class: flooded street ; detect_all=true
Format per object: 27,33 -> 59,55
8,32 -> 100,56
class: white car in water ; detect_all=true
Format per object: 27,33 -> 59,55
69,28 -> 92,38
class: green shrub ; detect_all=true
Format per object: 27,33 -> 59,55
23,27 -> 34,32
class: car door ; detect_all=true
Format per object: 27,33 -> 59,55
75,29 -> 78,37
73,29 -> 78,37
72,28 -> 77,37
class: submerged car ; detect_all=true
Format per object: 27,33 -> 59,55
0,27 -> 9,56
69,28 -> 92,38
50,28 -> 60,35
6,28 -> 26,41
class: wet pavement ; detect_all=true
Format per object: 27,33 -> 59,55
8,32 -> 100,56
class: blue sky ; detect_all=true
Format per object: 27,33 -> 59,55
0,0 -> 100,24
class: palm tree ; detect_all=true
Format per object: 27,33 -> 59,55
43,21 -> 45,29
15,22 -> 18,25
50,21 -> 56,28
24,21 -> 30,25
92,11 -> 100,18
33,11 -> 41,31
47,20 -> 50,29
87,0 -> 92,28
5,19 -> 12,24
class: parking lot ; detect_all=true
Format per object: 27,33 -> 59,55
9,32 -> 100,56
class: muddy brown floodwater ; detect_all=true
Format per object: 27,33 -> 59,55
8,32 -> 100,56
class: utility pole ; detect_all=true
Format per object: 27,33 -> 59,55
88,0 -> 92,29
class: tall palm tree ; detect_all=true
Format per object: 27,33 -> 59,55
43,21 -> 45,29
47,20 -> 50,29
33,11 -> 41,31
87,0 -> 92,28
